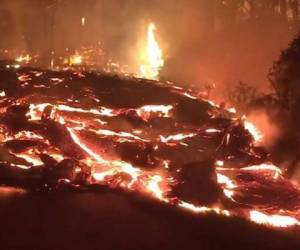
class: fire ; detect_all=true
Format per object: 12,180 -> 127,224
69,53 -> 83,66
81,17 -> 86,26
139,23 -> 164,80
250,211 -> 299,228
244,119 -> 263,143
144,175 -> 166,200
136,105 -> 173,121
15,54 -> 32,64
179,201 -> 230,217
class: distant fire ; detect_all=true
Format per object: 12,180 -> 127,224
69,53 -> 83,66
15,54 -> 32,64
6,23 -> 165,77
139,22 -> 164,80
81,17 -> 86,27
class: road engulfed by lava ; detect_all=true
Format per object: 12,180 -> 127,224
0,62 -> 300,228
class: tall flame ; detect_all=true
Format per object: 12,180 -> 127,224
139,23 -> 164,80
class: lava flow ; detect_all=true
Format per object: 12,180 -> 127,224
0,61 -> 300,229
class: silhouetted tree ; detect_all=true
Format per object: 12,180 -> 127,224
268,34 -> 300,177
269,35 -> 300,111
227,81 -> 260,113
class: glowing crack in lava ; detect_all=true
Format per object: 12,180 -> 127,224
139,22 -> 164,80
0,63 -> 300,229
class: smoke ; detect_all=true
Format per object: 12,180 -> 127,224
0,0 -> 296,90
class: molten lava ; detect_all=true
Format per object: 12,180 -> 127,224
0,62 -> 300,229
